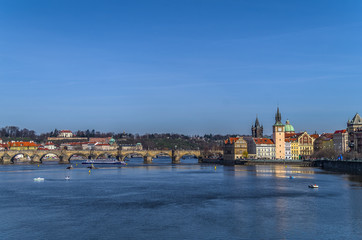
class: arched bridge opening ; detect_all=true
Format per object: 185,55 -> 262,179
40,153 -> 61,164
179,153 -> 200,164
69,154 -> 88,164
151,152 -> 172,164
122,153 -> 145,163
11,153 -> 31,164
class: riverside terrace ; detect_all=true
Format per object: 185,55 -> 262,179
0,149 -> 223,164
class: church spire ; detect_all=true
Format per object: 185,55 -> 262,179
275,107 -> 282,124
255,115 -> 260,127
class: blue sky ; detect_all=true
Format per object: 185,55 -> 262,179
0,0 -> 361,135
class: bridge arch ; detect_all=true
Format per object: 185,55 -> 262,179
121,152 -> 146,161
68,153 -> 89,162
96,153 -> 118,159
39,153 -> 61,163
150,152 -> 172,159
11,153 -> 31,164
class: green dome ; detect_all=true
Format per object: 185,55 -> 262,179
285,120 -> 295,133
109,138 -> 116,144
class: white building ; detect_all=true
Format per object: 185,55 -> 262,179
285,140 -> 292,159
247,138 -> 275,159
58,130 -> 73,138
44,142 -> 57,150
333,129 -> 348,154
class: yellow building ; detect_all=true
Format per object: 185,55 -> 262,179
7,141 -> 39,151
285,132 -> 316,160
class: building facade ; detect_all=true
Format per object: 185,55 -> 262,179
120,143 -> 143,151
314,133 -> 334,153
347,113 -> 362,150
297,132 -> 315,159
223,137 -> 248,161
58,130 -> 73,138
285,140 -> 292,159
7,141 -> 39,151
246,138 -> 275,159
333,130 -> 348,154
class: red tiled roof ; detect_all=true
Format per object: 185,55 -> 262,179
310,134 -> 319,139
224,137 -> 240,144
285,133 -> 296,138
334,129 -> 347,134
253,138 -> 274,145
60,130 -> 72,133
321,133 -> 334,139
285,138 -> 295,142
7,142 -> 40,147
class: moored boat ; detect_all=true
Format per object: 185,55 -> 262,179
308,184 -> 319,188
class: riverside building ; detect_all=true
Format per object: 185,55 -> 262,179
246,137 -> 275,159
347,113 -> 362,150
223,137 -> 248,161
333,130 -> 348,154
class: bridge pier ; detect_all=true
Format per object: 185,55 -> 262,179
172,155 -> 180,164
1,153 -> 12,164
31,155 -> 41,163
144,154 -> 152,164
59,154 -> 70,164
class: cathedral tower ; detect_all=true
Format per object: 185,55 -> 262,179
251,116 -> 263,138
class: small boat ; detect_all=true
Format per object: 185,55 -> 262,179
308,184 -> 319,188
65,176 -> 70,180
289,176 -> 295,179
33,177 -> 45,182
66,165 -> 73,169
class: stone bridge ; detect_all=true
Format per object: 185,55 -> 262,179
0,149 -> 223,164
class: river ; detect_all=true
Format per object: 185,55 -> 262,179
0,158 -> 361,239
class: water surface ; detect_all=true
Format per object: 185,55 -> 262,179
0,159 -> 361,239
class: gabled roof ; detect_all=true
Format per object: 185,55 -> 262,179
351,113 -> 362,124
224,137 -> 244,144
225,137 -> 239,144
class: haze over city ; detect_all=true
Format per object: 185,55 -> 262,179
1,0 -> 361,135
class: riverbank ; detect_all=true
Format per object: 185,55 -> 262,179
313,160 -> 362,175
202,158 -> 312,167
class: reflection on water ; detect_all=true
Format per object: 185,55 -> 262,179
0,162 -> 361,239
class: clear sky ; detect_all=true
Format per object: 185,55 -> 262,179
1,0 -> 361,135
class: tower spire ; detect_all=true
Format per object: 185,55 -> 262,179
255,115 -> 260,127
275,107 -> 282,124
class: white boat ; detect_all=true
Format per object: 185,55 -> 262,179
33,177 -> 45,182
65,176 -> 70,180
308,184 -> 318,188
